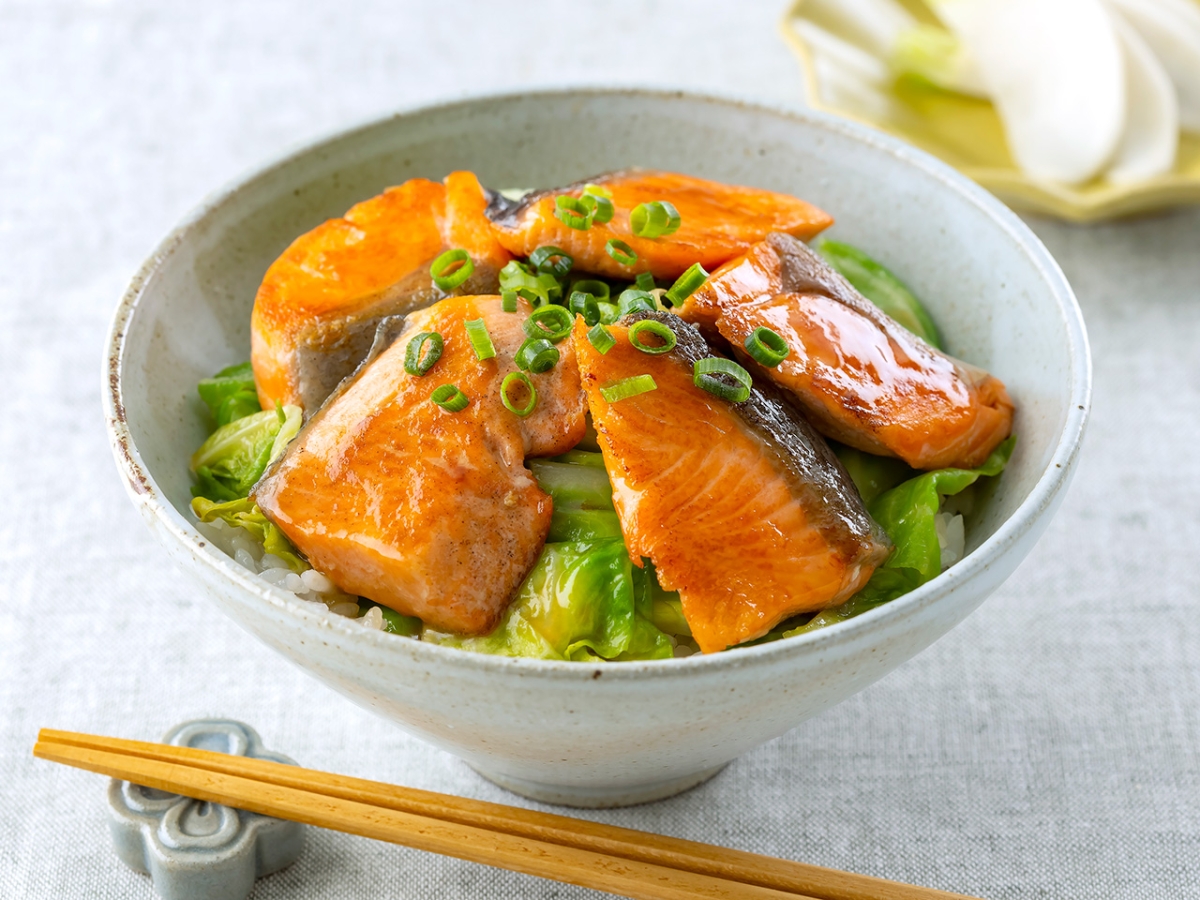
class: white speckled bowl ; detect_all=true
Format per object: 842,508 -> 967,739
105,90 -> 1090,807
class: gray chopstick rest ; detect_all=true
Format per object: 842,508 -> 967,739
107,719 -> 305,900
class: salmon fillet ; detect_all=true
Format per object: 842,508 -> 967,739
254,295 -> 587,634
573,312 -> 890,653
678,233 -> 1015,470
486,169 -> 833,281
251,171 -> 512,412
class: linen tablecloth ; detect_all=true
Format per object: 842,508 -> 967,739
2,2 -> 1197,897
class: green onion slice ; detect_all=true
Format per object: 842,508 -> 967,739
463,318 -> 496,361
500,372 -> 538,417
430,249 -> 474,291
606,239 -> 637,266
529,245 -> 574,277
617,289 -> 657,317
554,195 -> 595,231
515,337 -> 560,373
500,260 -> 553,305
569,290 -> 600,326
536,271 -> 564,304
635,272 -> 656,292
404,331 -> 444,376
581,192 -> 614,225
582,183 -> 613,200
666,263 -> 709,306
431,383 -> 469,412
571,278 -> 610,302
744,326 -> 789,367
501,290 -> 518,313
587,323 -> 616,354
693,357 -> 752,403
630,201 -> 681,239
628,319 -> 677,355
522,305 -> 574,343
600,374 -> 658,403
596,301 -> 620,324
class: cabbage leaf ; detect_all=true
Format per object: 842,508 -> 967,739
191,496 -> 309,573
426,540 -> 674,661
197,362 -> 259,427
189,403 -> 301,501
783,435 -> 1015,638
817,240 -> 943,348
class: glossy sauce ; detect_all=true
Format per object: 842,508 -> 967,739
488,169 -> 833,280
254,295 -> 586,634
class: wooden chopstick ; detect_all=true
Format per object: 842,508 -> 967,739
35,729 -> 981,900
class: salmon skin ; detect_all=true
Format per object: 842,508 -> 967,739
251,172 -> 512,413
254,295 -> 587,635
678,233 -> 1015,470
486,169 -> 833,281
573,311 -> 890,653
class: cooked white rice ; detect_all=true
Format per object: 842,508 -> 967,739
196,517 -> 384,629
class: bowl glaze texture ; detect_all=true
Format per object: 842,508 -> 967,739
105,89 -> 1090,807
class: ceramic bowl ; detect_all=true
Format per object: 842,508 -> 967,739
105,89 -> 1090,807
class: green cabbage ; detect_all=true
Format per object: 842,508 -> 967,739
783,436 -> 1015,638
528,451 -> 623,543
817,240 -> 943,348
426,540 -> 674,661
358,601 -> 422,636
189,403 -> 301,502
197,362 -> 260,427
191,496 -> 308,573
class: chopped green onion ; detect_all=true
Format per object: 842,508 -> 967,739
571,278 -> 610,302
430,249 -> 474,291
569,290 -> 600,326
463,318 -> 496,361
606,239 -> 637,266
500,372 -> 538,417
580,191 -> 614,225
554,195 -> 594,230
587,323 -> 616,354
529,245 -> 573,277
501,290 -> 518,313
744,326 -> 789,367
600,374 -> 657,403
693,357 -> 752,403
596,301 -> 620,324
516,337 -> 560,373
630,201 -> 681,239
617,289 -> 657,317
500,260 -> 553,305
666,263 -> 709,306
431,383 -> 469,412
582,183 -> 613,200
523,305 -> 574,343
635,272 -> 656,292
404,331 -> 443,376
628,319 -> 677,355
536,271 -> 564,304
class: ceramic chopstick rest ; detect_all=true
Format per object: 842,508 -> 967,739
107,719 -> 305,900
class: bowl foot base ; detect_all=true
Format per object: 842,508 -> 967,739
467,763 -> 728,808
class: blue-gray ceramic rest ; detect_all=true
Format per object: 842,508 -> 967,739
107,719 -> 305,900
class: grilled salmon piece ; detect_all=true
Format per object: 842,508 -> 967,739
486,169 -> 833,281
573,312 -> 889,653
254,295 -> 587,635
251,171 -> 512,412
678,233 -> 1015,470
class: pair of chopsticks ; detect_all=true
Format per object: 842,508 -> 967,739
35,729 -> 980,900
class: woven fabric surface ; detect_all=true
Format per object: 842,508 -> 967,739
1,2 -> 1197,898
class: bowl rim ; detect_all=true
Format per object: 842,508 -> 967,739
104,86 -> 1091,682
